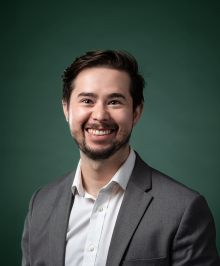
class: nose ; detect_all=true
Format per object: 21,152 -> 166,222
91,102 -> 110,122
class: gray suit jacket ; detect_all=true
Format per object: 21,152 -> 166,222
22,152 -> 220,266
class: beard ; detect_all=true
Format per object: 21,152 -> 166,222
70,122 -> 132,161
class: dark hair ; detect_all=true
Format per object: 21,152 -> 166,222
62,50 -> 145,111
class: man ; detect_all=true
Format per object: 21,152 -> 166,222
22,50 -> 219,266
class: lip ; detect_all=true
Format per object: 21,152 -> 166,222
85,128 -> 115,141
86,128 -> 114,130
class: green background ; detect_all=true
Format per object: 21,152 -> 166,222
1,0 -> 220,264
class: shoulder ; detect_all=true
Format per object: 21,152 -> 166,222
133,152 -> 200,210
149,167 -> 203,217
134,155 -> 213,232
151,168 -> 199,201
30,170 -> 75,211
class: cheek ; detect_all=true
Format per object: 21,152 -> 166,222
113,110 -> 133,129
69,107 -> 90,127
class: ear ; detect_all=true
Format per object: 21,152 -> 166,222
133,102 -> 143,127
62,100 -> 69,122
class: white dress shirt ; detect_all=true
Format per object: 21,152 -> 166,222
65,148 -> 136,266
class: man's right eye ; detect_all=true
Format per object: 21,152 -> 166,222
83,99 -> 92,104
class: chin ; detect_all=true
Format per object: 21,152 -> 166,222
71,126 -> 132,161
81,137 -> 130,161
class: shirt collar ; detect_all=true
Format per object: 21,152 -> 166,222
72,160 -> 85,197
111,148 -> 136,190
72,148 -> 136,197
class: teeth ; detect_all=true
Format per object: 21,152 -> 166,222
88,129 -> 111,136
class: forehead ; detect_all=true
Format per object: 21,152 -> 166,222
72,67 -> 131,95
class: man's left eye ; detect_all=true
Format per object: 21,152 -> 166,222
109,100 -> 119,105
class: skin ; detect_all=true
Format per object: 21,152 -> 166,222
63,67 -> 143,197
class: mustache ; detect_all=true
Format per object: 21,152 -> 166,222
83,122 -> 119,130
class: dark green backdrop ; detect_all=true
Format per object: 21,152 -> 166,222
2,0 -> 220,264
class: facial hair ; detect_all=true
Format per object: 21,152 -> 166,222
70,122 -> 132,161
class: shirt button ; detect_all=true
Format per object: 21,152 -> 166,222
89,246 -> 94,252
98,206 -> 103,212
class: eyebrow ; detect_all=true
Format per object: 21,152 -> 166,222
77,92 -> 97,98
77,92 -> 126,100
107,93 -> 126,100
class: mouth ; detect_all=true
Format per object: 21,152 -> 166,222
87,128 -> 114,136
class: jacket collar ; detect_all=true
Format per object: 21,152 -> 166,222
106,152 -> 153,266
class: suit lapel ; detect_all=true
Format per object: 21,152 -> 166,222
106,153 -> 153,266
49,171 -> 75,266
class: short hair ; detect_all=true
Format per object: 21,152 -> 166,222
62,50 -> 145,111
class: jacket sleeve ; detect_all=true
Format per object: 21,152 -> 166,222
21,191 -> 39,266
172,194 -> 220,266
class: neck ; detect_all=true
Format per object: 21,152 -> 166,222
80,146 -> 130,198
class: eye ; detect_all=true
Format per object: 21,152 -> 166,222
109,100 -> 120,105
83,99 -> 92,104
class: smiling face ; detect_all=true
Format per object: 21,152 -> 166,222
63,67 -> 143,161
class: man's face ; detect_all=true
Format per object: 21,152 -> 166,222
63,67 -> 142,160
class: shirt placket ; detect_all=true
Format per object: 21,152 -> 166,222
82,183 -> 115,266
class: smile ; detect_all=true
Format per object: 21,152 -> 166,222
87,129 -> 112,136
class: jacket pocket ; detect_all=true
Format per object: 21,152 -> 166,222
122,256 -> 166,266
